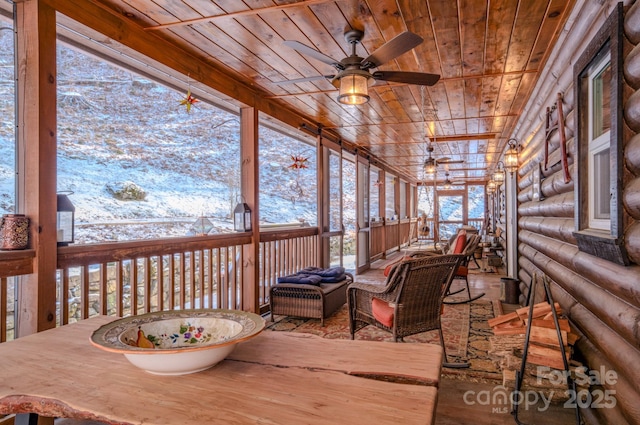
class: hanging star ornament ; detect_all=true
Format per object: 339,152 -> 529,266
180,89 -> 199,113
288,155 -> 309,170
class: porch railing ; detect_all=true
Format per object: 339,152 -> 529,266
0,228 -> 319,343
258,227 -> 318,314
55,233 -> 252,326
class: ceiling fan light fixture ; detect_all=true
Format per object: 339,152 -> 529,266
338,73 -> 370,105
423,158 -> 437,176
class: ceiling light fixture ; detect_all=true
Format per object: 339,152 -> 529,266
338,71 -> 371,105
420,86 -> 437,181
424,157 -> 437,177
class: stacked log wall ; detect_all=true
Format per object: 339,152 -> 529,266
511,1 -> 640,423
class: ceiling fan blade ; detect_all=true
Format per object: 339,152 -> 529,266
439,159 -> 464,164
372,71 -> 440,86
361,31 -> 423,69
273,75 -> 335,85
283,40 -> 342,68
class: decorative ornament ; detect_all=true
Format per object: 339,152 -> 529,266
288,155 -> 308,170
180,89 -> 199,113
179,75 -> 199,113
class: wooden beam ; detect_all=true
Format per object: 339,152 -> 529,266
240,107 -> 259,313
145,0 -> 340,31
15,0 -> 58,335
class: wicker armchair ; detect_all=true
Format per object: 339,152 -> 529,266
347,254 -> 468,368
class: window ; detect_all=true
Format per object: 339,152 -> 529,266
468,185 -> 486,230
574,3 -> 628,265
399,180 -> 407,218
587,52 -> 611,230
56,38 -> 243,243
0,19 -> 15,217
385,174 -> 396,219
259,120 -> 317,227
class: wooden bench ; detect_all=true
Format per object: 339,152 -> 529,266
269,273 -> 353,325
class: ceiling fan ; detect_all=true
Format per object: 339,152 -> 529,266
423,143 -> 464,176
277,29 -> 440,105
442,171 -> 467,188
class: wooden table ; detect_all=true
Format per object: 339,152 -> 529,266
0,316 -> 443,425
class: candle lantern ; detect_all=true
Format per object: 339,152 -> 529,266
233,198 -> 252,232
57,192 -> 75,246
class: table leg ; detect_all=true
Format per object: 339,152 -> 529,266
15,414 -> 38,425
14,414 -> 53,425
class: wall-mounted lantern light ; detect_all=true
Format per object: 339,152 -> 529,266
486,180 -> 497,194
492,161 -> 506,185
57,191 -> 75,246
504,138 -> 520,174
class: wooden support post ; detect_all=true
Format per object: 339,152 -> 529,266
316,133 -> 325,267
240,107 -> 259,313
15,0 -> 58,336
379,170 -> 387,257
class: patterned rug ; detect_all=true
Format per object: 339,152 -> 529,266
266,298 -> 502,383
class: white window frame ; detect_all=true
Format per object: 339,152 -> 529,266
587,52 -> 611,230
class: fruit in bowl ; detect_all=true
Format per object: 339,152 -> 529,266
90,309 -> 265,375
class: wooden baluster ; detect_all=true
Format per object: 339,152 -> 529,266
168,255 -> 175,310
143,257 -> 151,313
157,256 -> 164,312
188,251 -> 196,309
82,266 -> 90,319
1,277 -> 7,342
100,264 -> 108,316
116,261 -> 123,317
61,268 -> 70,325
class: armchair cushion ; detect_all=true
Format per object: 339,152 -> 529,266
448,230 -> 467,254
383,256 -> 412,277
372,297 -> 394,327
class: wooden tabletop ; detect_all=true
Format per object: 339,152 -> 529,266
0,316 -> 443,425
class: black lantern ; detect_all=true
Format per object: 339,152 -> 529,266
233,198 -> 252,232
57,192 -> 75,246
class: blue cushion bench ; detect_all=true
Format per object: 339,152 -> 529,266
269,269 -> 353,326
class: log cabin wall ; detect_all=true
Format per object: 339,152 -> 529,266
512,1 -> 640,423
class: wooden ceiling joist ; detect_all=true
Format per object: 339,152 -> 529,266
144,0 -> 341,31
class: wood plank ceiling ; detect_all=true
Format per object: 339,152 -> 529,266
68,0 -> 574,183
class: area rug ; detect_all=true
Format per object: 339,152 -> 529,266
266,299 -> 502,383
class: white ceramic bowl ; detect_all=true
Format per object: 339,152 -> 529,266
90,309 -> 265,375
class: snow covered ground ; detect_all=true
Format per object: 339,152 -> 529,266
0,40 -> 326,244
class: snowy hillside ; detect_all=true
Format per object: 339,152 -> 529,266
0,39 -> 332,244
